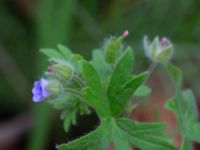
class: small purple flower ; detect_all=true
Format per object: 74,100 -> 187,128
32,79 -> 49,102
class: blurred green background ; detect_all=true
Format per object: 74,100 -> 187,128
0,0 -> 200,149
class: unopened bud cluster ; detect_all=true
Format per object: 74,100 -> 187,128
143,36 -> 173,63
32,59 -> 74,102
32,31 -> 174,103
104,30 -> 129,64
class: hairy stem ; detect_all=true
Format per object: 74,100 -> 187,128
73,75 -> 85,87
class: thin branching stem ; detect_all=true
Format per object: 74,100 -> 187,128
143,61 -> 158,84
64,88 -> 89,104
72,75 -> 86,87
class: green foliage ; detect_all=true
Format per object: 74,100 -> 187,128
165,64 -> 200,149
81,60 -> 110,117
40,44 -> 72,61
107,47 -> 147,116
116,118 -> 166,134
92,49 -> 111,80
56,122 -> 108,150
134,85 -> 151,97
35,33 -> 200,150
128,134 -> 176,150
2,0 -> 199,150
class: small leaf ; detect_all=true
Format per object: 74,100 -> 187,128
56,123 -> 109,150
165,98 -> 175,112
186,123 -> 200,142
165,63 -> 182,88
182,90 -> 198,122
92,49 -> 111,80
109,71 -> 147,116
57,44 -> 72,60
81,61 -> 110,117
112,124 -> 132,150
128,134 -> 176,150
165,64 -> 200,145
108,47 -> 134,93
40,48 -> 65,59
117,118 -> 166,134
107,47 -> 134,116
134,85 -> 151,97
70,54 -> 84,73
180,136 -> 193,150
61,109 -> 77,132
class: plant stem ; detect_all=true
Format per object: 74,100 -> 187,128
64,88 -> 89,104
73,75 -> 85,87
143,61 -> 157,84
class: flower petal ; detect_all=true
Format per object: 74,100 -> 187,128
32,95 -> 44,102
41,79 -> 49,97
34,81 -> 41,88
32,87 -> 41,95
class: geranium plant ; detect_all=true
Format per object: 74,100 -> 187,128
32,31 -> 200,150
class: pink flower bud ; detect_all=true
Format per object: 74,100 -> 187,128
48,66 -> 54,72
160,37 -> 170,47
123,30 -> 129,37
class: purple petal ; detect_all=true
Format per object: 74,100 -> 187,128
32,87 -> 41,95
34,81 -> 41,88
41,79 -> 49,97
32,95 -> 44,102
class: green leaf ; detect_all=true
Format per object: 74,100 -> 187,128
107,47 -> 134,116
70,54 -> 84,73
128,134 -> 176,150
186,123 -> 200,142
180,136 -> 193,150
115,118 -> 175,150
108,47 -> 134,95
165,63 -> 182,89
134,85 -> 151,97
57,44 -> 72,60
61,108 -> 77,132
81,61 -> 110,117
165,98 -> 176,112
182,90 -> 198,122
40,48 -> 65,59
56,123 -> 109,150
109,71 -> 147,116
92,49 -> 111,80
165,64 -> 200,145
112,124 -> 132,150
117,118 -> 166,134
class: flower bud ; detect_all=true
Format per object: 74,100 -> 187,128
144,36 -> 173,63
32,78 -> 62,102
45,79 -> 63,98
53,62 -> 74,80
104,30 -> 128,64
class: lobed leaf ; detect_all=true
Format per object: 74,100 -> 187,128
128,133 -> 176,150
107,47 -> 135,116
56,123 -> 109,150
57,44 -> 72,60
116,118 -> 166,134
109,71 -> 147,116
92,49 -> 111,80
112,123 -> 132,150
40,48 -> 65,59
134,85 -> 151,97
81,61 -> 110,117
165,63 -> 200,145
